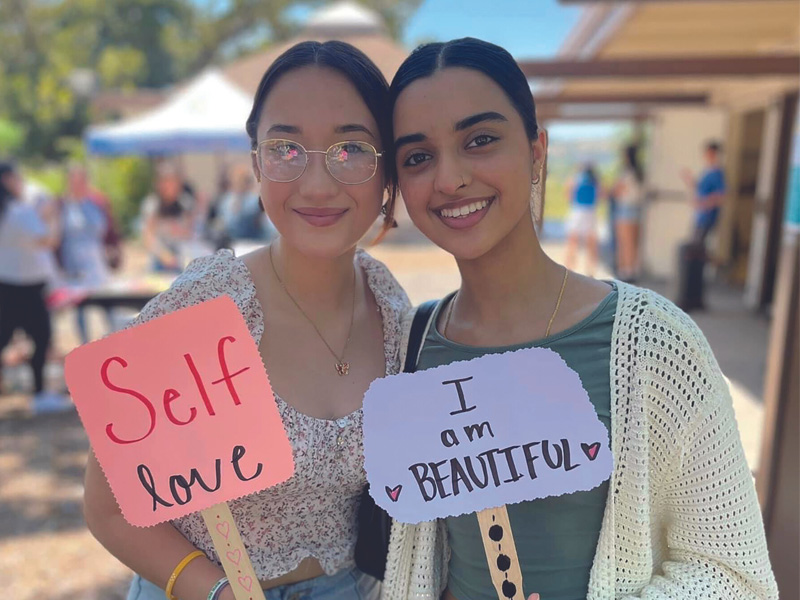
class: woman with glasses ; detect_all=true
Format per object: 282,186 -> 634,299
84,41 -> 410,600
379,38 -> 776,600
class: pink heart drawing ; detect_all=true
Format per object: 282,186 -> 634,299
581,442 -> 601,461
216,521 -> 230,539
226,549 -> 241,565
385,485 -> 402,502
237,575 -> 253,592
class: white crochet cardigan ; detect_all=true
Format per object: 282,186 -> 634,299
381,282 -> 778,600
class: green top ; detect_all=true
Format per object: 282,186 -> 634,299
416,284 -> 617,600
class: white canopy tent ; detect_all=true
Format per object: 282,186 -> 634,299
86,70 -> 252,155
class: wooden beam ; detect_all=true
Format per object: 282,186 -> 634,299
518,54 -> 800,78
559,0 -> 763,3
536,92 -> 708,105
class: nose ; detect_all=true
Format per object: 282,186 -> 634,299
297,152 -> 338,201
433,152 -> 471,196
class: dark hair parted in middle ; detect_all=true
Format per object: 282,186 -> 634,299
245,41 -> 396,234
389,37 -> 539,142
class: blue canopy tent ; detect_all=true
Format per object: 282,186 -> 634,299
85,70 -> 252,155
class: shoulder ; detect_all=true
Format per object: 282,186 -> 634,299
615,281 -> 728,413
130,250 -> 260,331
357,249 -> 411,315
140,194 -> 158,215
8,203 -> 44,229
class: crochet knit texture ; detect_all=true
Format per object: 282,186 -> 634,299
381,282 -> 778,600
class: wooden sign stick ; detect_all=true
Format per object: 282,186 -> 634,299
477,505 -> 525,600
202,503 -> 266,600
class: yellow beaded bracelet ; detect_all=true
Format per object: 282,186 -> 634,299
165,550 -> 206,600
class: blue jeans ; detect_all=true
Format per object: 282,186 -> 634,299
127,566 -> 380,600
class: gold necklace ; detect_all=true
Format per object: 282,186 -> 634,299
269,244 -> 356,376
443,266 -> 569,340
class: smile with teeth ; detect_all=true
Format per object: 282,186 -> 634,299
437,198 -> 491,218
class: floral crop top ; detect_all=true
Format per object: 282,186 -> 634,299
129,249 -> 410,580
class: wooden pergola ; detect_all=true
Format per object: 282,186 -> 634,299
543,2 -> 800,597
524,0 -> 800,121
526,53 -> 799,120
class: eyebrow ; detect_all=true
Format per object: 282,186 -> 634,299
394,133 -> 427,150
394,111 -> 509,150
335,123 -> 375,137
266,123 -> 375,137
455,111 -> 508,131
267,124 -> 300,134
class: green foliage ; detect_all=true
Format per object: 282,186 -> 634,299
0,119 -> 26,154
97,47 -> 148,89
0,0 -> 197,159
92,157 -> 153,234
544,175 -> 569,222
23,165 -> 67,197
1,0 -> 422,162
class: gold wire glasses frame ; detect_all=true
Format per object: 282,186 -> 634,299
252,139 -> 384,185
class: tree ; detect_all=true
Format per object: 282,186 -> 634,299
0,0 -> 424,160
184,0 -> 424,73
0,0 -> 198,158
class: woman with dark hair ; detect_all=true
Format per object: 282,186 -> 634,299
612,145 -> 645,281
84,41 -> 409,600
380,38 -> 776,600
0,161 -> 68,412
140,162 -> 197,273
564,163 -> 601,276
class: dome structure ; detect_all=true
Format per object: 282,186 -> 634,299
305,1 -> 385,36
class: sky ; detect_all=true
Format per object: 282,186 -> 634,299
403,0 -> 582,59
287,0 -> 620,140
402,0 -> 618,140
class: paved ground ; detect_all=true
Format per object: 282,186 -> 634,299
0,238 -> 770,599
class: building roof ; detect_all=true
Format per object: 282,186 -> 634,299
535,0 -> 800,120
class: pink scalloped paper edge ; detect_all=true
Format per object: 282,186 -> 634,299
66,295 -> 294,527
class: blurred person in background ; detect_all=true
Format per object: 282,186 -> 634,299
218,164 -> 275,243
204,164 -> 231,246
140,163 -> 195,273
0,161 -> 69,412
564,163 -> 600,276
682,140 -> 726,248
58,164 -> 115,343
611,145 -> 645,282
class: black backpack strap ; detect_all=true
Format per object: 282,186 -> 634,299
403,299 -> 439,374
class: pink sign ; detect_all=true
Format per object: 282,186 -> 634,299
65,296 -> 294,527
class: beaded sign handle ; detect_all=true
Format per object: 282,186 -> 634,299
202,503 -> 266,600
476,505 -> 526,600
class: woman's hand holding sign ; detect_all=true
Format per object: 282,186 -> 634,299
363,347 -> 613,600
72,297 -> 295,600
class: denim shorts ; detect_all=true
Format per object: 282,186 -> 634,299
127,566 -> 380,600
615,204 -> 641,223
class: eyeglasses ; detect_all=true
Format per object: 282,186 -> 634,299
252,139 -> 383,185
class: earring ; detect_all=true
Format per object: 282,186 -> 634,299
532,175 -> 540,185
380,203 -> 388,216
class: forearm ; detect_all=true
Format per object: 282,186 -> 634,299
87,512 -> 230,599
84,454 -> 231,600
626,396 -> 777,599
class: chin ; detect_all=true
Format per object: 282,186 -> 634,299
414,226 -> 495,262
281,226 -> 362,259
441,240 -> 497,262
